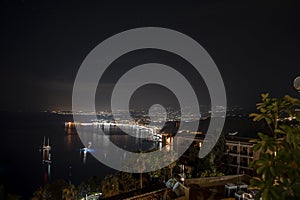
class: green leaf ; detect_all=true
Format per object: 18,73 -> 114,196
262,189 -> 269,200
249,139 -> 258,143
270,187 -> 281,199
257,165 -> 266,175
262,145 -> 267,153
258,132 -> 268,140
262,93 -> 269,99
270,166 -> 276,176
260,108 -> 267,113
253,143 -> 262,152
284,95 -> 299,104
250,177 -> 264,188
265,117 -> 272,125
274,129 -> 285,135
295,112 -> 300,122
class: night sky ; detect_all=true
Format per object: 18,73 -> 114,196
1,0 -> 300,112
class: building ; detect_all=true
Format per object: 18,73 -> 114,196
224,138 -> 259,175
192,136 -> 259,176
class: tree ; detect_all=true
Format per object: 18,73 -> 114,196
115,172 -> 136,193
187,132 -> 225,178
87,176 -> 101,194
122,149 -> 177,189
249,94 -> 300,200
0,185 -> 5,200
62,184 -> 76,200
32,188 -> 44,200
49,180 -> 69,199
32,180 -> 68,200
101,175 -> 119,198
77,182 -> 90,198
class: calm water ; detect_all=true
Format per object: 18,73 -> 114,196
0,112 -> 259,198
0,112 -> 117,198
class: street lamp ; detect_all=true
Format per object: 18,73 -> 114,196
294,76 -> 300,92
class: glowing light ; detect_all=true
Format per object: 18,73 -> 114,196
80,148 -> 95,153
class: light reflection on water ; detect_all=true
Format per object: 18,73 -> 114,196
41,122 -> 165,195
74,125 -> 160,160
53,124 -> 162,179
70,124 -> 182,173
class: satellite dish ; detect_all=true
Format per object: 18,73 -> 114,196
294,76 -> 300,92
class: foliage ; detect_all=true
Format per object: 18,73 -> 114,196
77,182 -> 90,198
32,180 -> 69,200
62,184 -> 76,200
249,93 -> 300,200
200,168 -> 224,178
187,131 -> 225,177
121,148 -> 177,189
87,176 -> 101,194
101,175 -> 119,198
115,172 -> 136,193
0,185 -> 5,200
32,179 -> 99,200
0,185 -> 20,200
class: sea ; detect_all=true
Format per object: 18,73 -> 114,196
0,111 -> 261,198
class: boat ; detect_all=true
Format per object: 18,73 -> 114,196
80,142 -> 92,152
41,137 -> 52,164
80,147 -> 88,152
43,159 -> 52,164
42,136 -> 51,151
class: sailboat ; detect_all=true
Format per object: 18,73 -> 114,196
42,136 -> 51,151
42,136 -> 52,164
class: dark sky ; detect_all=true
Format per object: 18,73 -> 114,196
1,0 -> 300,111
